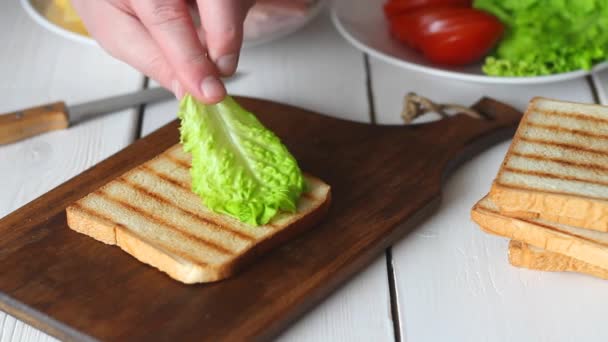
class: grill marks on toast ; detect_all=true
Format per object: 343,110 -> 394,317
144,157 -> 281,233
516,138 -> 608,160
518,137 -> 608,156
94,190 -> 235,258
510,152 -> 608,173
71,203 -> 210,267
526,122 -> 608,141
528,110 -> 608,133
539,109 -> 608,126
521,126 -> 608,154
502,167 -> 608,186
69,144 -> 329,273
497,104 -> 608,198
505,157 -> 608,185
113,178 -> 250,252
500,167 -> 608,200
140,165 -> 189,191
165,153 -> 190,170
123,170 -> 257,242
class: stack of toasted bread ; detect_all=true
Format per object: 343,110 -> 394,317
471,97 -> 608,280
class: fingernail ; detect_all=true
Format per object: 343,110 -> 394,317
200,76 -> 225,100
171,79 -> 183,99
216,54 -> 238,76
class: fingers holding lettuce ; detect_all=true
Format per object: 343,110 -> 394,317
71,0 -> 255,104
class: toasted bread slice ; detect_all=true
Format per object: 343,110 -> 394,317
508,240 -> 608,280
471,196 -> 608,270
489,97 -> 608,232
66,144 -> 331,284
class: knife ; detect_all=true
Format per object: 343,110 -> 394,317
0,74 -> 243,145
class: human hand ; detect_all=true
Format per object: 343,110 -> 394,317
71,0 -> 254,103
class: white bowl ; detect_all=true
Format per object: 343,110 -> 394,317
21,0 -> 325,49
243,0 -> 326,48
330,0 -> 608,85
21,0 -> 95,46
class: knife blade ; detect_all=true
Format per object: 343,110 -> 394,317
0,74 -> 243,145
68,87 -> 173,125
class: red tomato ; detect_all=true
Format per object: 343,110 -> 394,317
389,15 -> 421,49
389,7 -> 503,65
383,0 -> 472,18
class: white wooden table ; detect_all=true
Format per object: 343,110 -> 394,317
2,2 -> 608,341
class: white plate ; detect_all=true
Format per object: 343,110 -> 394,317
330,0 -> 608,85
21,0 -> 325,49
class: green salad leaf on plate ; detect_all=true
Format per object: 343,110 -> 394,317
178,94 -> 306,226
474,0 -> 608,76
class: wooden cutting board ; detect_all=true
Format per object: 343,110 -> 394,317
0,96 -> 521,341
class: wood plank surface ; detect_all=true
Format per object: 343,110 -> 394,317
5,0 -> 607,340
0,2 -> 144,341
0,96 -> 520,341
368,59 -> 608,341
140,11 -> 396,342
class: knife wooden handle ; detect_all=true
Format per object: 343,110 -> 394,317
0,102 -> 69,145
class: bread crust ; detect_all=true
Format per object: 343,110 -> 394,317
490,183 -> 608,232
66,180 -> 331,284
471,199 -> 608,270
230,191 -> 332,274
508,240 -> 608,280
67,205 -> 222,283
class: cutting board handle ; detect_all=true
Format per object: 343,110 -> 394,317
416,97 -> 522,181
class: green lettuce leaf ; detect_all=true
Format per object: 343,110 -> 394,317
178,94 -> 306,226
474,0 -> 608,76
